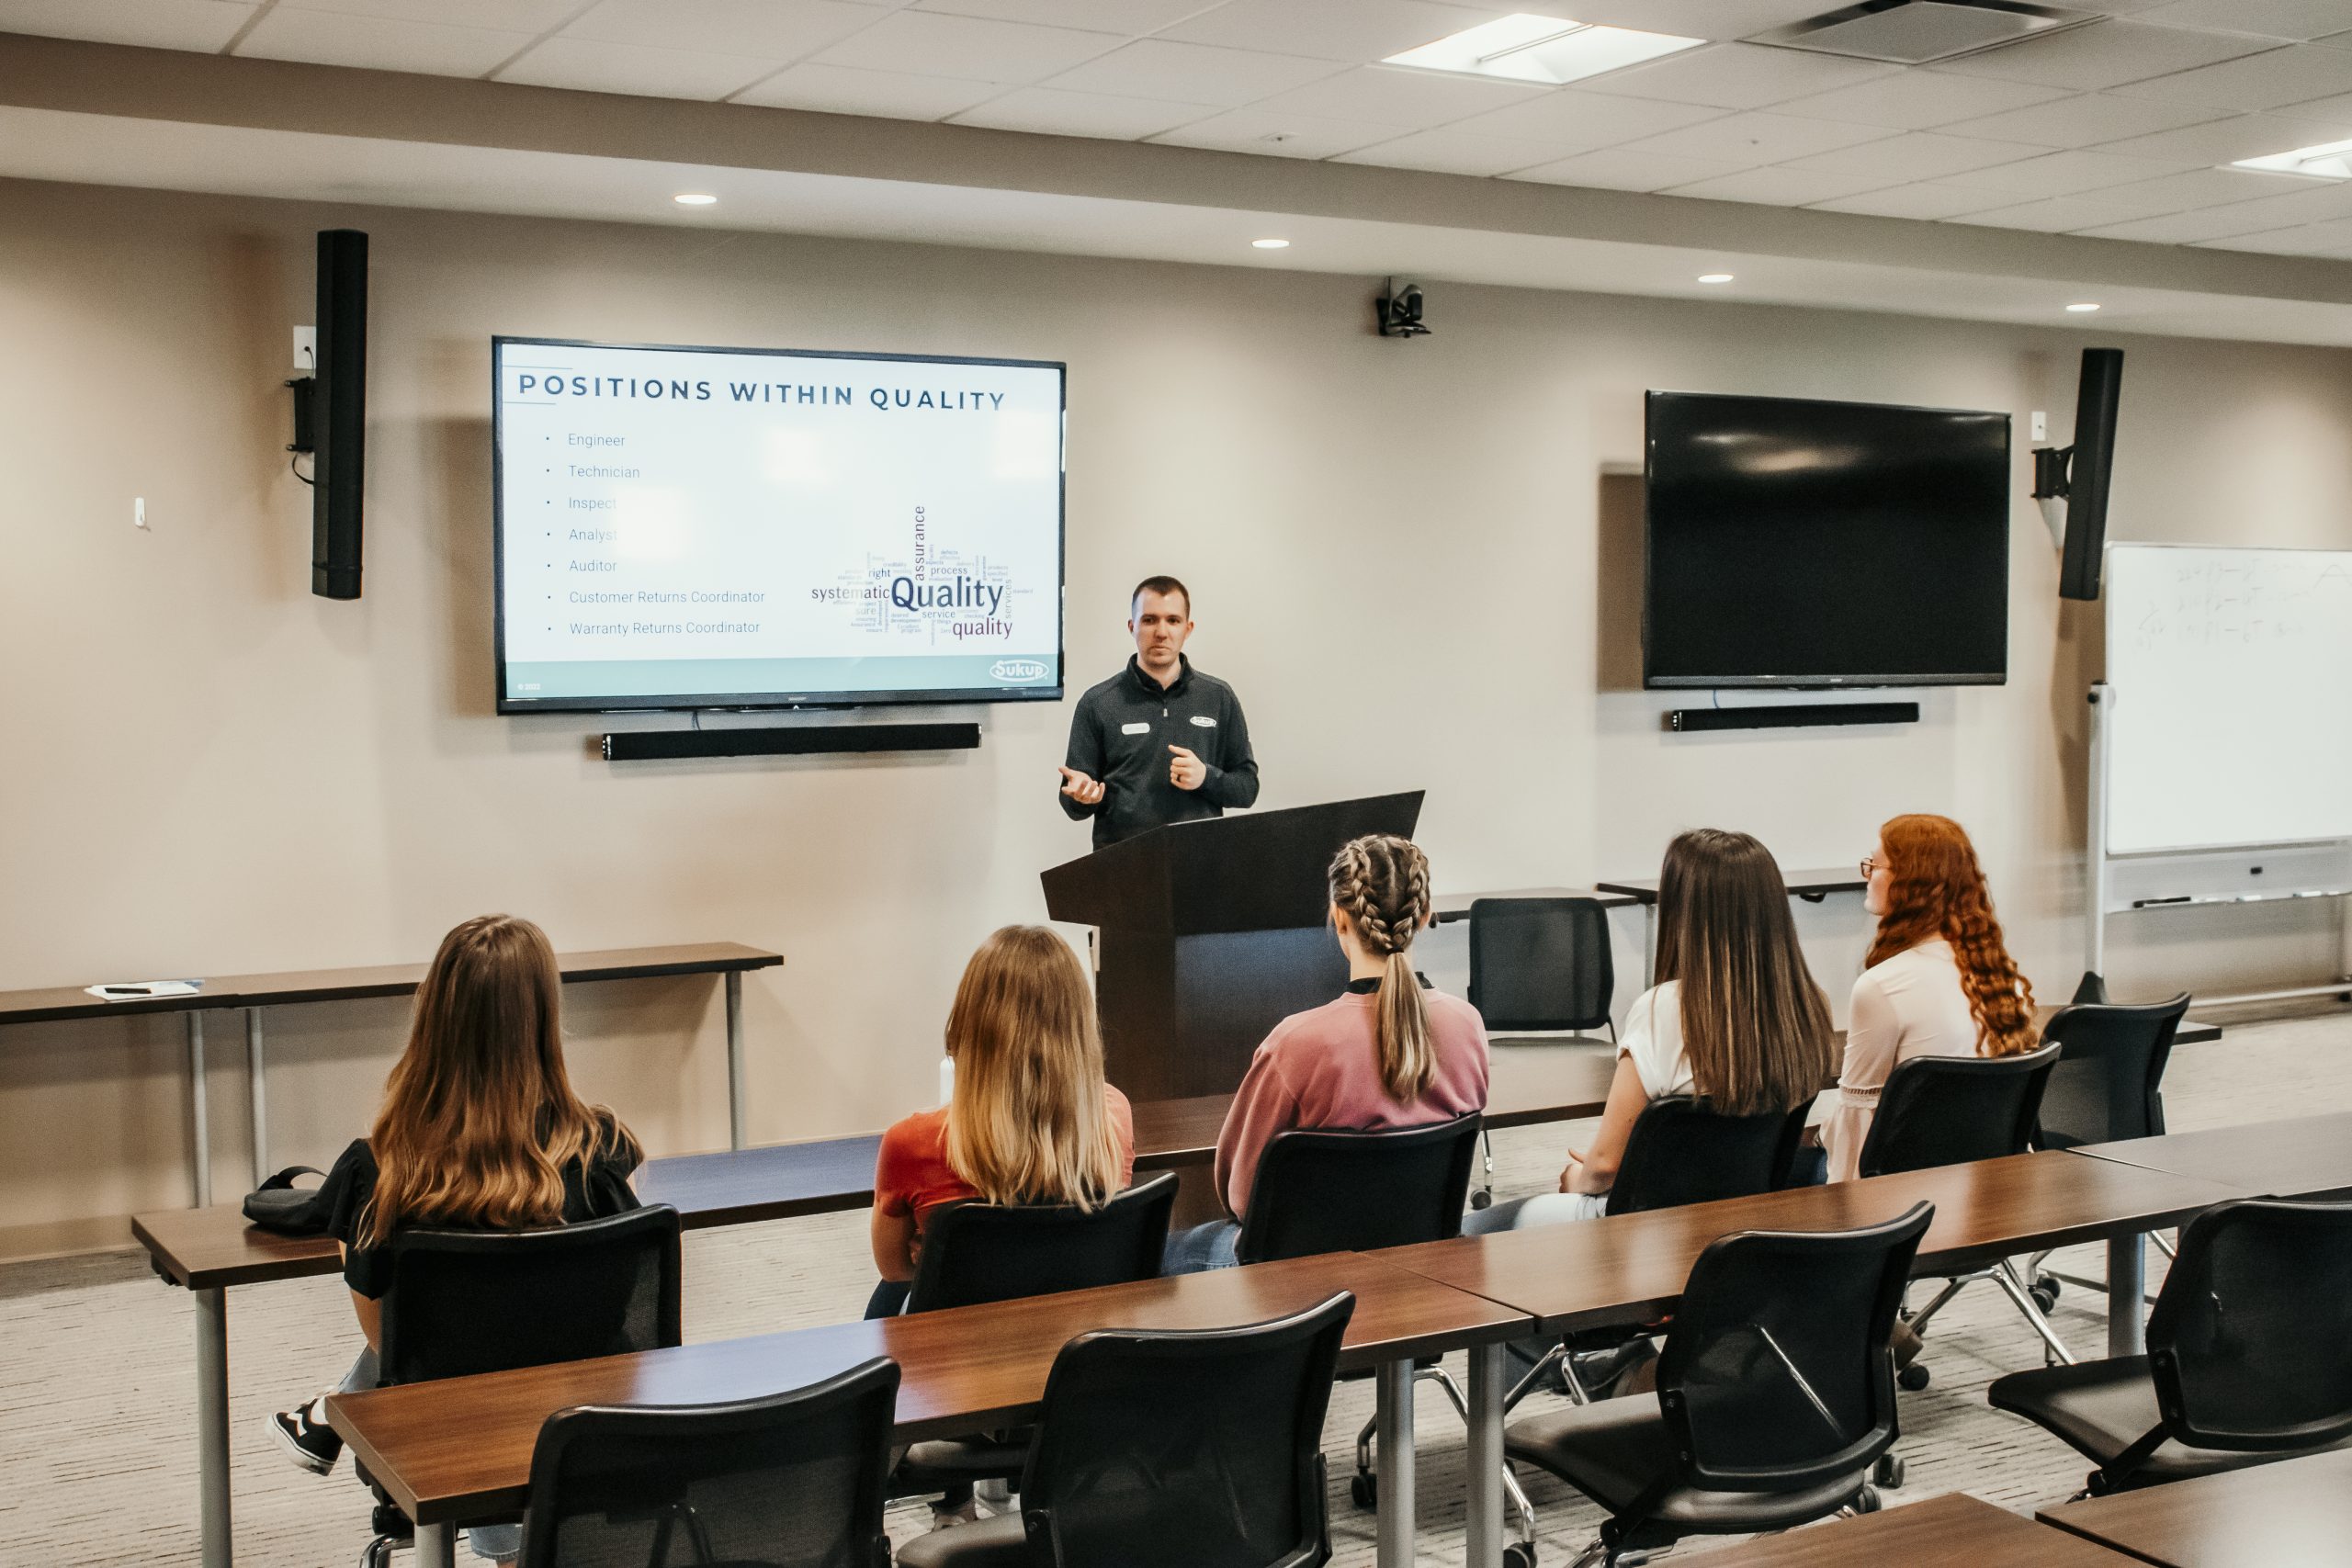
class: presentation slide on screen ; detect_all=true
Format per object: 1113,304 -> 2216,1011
494,340 -> 1064,707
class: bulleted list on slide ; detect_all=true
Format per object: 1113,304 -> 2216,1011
494,340 -> 1064,704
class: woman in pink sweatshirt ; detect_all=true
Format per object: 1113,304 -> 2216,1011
1162,832 -> 1490,1272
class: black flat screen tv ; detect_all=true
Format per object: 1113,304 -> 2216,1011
1643,390 -> 2010,689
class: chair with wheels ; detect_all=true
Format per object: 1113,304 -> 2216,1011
1855,1042 -> 2065,1389
1506,1201 -> 1934,1568
891,1173 -> 1180,1506
897,1292 -> 1354,1568
1989,1197 -> 2352,1496
358,1203 -> 685,1565
2022,994 -> 2193,1308
518,1357 -> 901,1568
1467,897 -> 1619,1207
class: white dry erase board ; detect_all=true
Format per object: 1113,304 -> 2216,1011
2104,544 -> 2352,855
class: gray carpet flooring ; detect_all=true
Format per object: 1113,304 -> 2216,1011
5,1006 -> 2346,1566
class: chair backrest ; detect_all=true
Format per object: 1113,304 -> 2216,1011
1018,1292 -> 1353,1568
379,1204 -> 683,1386
1656,1202 -> 1932,1495
518,1356 -> 900,1568
1235,1113 -> 1482,1265
1856,1043 -> 2061,1179
1467,897 -> 1615,1032
2146,1198 -> 2352,1454
1605,1095 -> 1817,1217
905,1172 -> 1179,1314
2033,994 -> 2191,1150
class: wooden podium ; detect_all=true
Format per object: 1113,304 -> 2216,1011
1042,792 -> 1424,1100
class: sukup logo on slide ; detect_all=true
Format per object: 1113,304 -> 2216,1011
991,660 -> 1051,683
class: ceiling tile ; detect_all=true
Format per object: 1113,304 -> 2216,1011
1954,169 -> 2304,230
1514,0 -> 1854,41
1504,147 -> 1748,191
1333,126 -> 1595,175
914,0 -> 1216,29
1242,64 -> 1546,129
1159,0 -> 1509,63
1948,191 -> 2180,231
2072,206 -> 2310,242
1928,21 -> 2278,90
2249,83 -> 2352,118
950,85 -> 1216,137
1442,89 -> 1726,150
1148,106 -> 1402,158
1806,181 -> 2018,218
732,62 -> 1001,118
1580,42 -> 1900,109
2108,40 -> 2352,109
2096,107 -> 2352,161
1941,147 -> 2204,194
1618,110 -> 1895,168
2168,175 -> 2352,227
1939,91 -> 2233,146
1662,165 -> 1897,206
1770,71 -> 2074,130
2132,0 -> 2352,40
283,0 -> 583,28
496,36 -> 779,98
0,0 -> 255,51
2201,216 -> 2352,250
1781,130 -> 2051,181
812,11 -> 1117,82
237,9 -> 534,74
1044,39 -> 1344,107
564,0 -> 883,62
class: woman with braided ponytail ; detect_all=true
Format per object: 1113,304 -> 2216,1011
1162,833 -> 1490,1273
1820,814 -> 2037,1183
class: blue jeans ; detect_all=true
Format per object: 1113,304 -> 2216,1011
338,1349 -> 519,1562
1162,1219 -> 1243,1274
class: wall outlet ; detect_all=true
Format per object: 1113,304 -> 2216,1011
293,326 -> 316,373
2030,411 -> 2048,442
133,497 -> 148,530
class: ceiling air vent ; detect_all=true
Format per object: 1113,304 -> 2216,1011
1748,0 -> 2103,65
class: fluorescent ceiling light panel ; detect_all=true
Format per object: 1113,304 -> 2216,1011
2233,137 -> 2352,179
1385,14 -> 1703,86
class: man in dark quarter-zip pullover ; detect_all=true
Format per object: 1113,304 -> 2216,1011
1058,575 -> 1259,849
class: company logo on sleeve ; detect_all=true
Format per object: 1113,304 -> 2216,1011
990,659 -> 1051,683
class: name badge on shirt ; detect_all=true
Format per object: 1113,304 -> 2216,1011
1121,722 -> 1150,735
1190,716 -> 1217,728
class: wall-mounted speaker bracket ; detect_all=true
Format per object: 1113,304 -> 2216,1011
1668,702 -> 1919,732
603,722 -> 981,761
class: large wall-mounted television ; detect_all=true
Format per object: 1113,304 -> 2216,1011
492,337 -> 1065,713
1643,390 -> 2010,689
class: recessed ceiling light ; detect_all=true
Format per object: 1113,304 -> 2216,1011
1252,238 -> 1291,249
1385,13 -> 1702,85
2065,302 -> 2100,313
2233,137 -> 2352,179
1697,273 -> 1734,285
673,192 -> 718,207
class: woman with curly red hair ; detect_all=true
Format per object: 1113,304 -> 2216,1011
1821,814 -> 2038,1182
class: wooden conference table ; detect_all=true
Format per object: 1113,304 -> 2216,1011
1690,1492 -> 2143,1567
2073,1111 -> 2352,1201
2036,1446 -> 2352,1568
0,943 -> 782,1207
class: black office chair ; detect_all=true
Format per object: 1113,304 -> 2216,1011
1468,897 -> 1619,1205
896,1292 -> 1354,1568
518,1357 -> 900,1568
360,1204 -> 684,1566
1857,1042 -> 2067,1389
1507,1201 -> 1933,1568
1989,1197 -> 2352,1497
892,1174 -> 1179,1505
2025,995 -> 2193,1307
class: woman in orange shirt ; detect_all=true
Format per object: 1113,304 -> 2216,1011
865,924 -> 1136,1319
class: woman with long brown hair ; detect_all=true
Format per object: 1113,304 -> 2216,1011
1822,814 -> 2036,1181
1465,828 -> 1836,1232
268,915 -> 641,1564
1163,833 -> 1490,1273
865,925 -> 1136,1319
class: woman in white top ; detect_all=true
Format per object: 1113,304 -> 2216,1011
1821,813 -> 2039,1182
1464,828 -> 1837,1231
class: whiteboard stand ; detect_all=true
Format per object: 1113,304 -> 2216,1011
2083,681 -> 2352,1010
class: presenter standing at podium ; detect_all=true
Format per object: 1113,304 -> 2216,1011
1057,575 -> 1260,848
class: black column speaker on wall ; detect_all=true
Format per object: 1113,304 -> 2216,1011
311,229 -> 368,600
2032,346 -> 2122,603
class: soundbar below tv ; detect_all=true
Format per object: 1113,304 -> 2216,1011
492,336 -> 1067,713
1643,390 -> 2010,690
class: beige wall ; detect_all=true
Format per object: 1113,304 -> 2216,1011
4,177 -> 2348,1253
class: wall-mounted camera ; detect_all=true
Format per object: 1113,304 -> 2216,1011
1375,278 -> 1429,338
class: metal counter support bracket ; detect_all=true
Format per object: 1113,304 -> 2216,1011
726,970 -> 745,1152
187,1014 -> 212,1209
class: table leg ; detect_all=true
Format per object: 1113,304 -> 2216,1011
246,1010 -> 267,1185
196,1286 -> 232,1568
414,1521 -> 457,1568
1642,904 -> 1657,984
1465,1342 -> 1504,1568
187,1013 -> 212,1209
1376,1359 -> 1416,1568
2108,1233 -> 2146,1357
725,970 -> 745,1152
